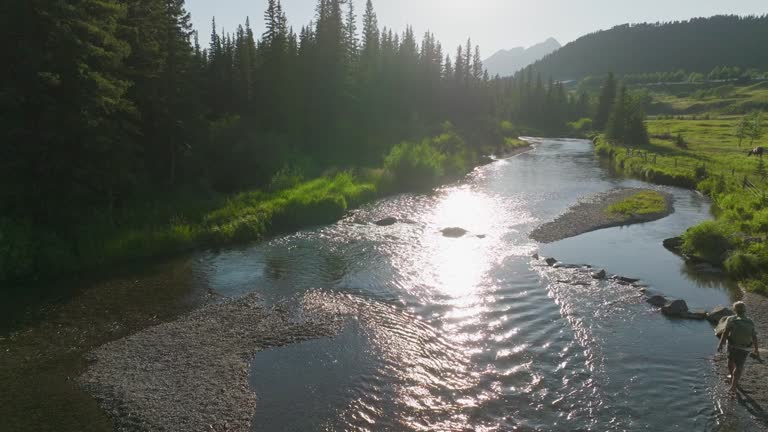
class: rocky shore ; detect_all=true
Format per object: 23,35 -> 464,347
714,291 -> 768,417
530,188 -> 674,243
79,294 -> 345,432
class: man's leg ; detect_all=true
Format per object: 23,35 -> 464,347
731,365 -> 742,391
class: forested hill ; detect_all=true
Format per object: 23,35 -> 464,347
527,15 -> 768,81
0,0 -> 587,281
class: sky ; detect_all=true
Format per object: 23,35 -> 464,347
185,0 -> 767,57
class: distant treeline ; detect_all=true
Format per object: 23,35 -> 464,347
580,66 -> 766,88
526,15 -> 768,81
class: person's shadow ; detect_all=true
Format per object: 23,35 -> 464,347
736,356 -> 768,425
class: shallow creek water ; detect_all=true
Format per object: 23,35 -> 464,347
1,138 -> 760,431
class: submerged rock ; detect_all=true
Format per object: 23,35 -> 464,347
612,275 -> 640,284
441,227 -> 469,238
707,306 -> 735,324
663,237 -> 684,254
375,217 -> 398,226
647,295 -> 668,307
683,310 -> 708,320
662,300 -> 689,316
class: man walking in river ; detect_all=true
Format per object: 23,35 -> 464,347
717,301 -> 760,392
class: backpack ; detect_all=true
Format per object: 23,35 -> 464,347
727,316 -> 755,348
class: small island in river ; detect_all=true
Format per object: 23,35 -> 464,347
530,188 -> 674,243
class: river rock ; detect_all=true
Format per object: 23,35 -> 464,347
441,227 -> 468,238
683,310 -> 708,320
663,237 -> 684,254
647,295 -> 668,307
662,300 -> 689,316
553,262 -> 563,269
375,217 -> 398,226
532,253 -> 540,260
476,234 -> 487,239
544,257 -> 558,267
612,275 -> 640,284
707,306 -> 735,324
591,269 -> 607,279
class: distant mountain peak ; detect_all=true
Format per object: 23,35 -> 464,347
484,38 -> 561,77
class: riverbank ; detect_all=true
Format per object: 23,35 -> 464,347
1,126 -> 531,285
594,122 -> 768,295
593,127 -> 768,416
530,188 -> 674,243
713,290 -> 768,419
79,293 -> 344,432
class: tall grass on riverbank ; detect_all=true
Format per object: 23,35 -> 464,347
1,123 -> 525,283
0,173 -> 376,283
594,118 -> 768,293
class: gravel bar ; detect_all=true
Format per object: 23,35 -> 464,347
530,188 -> 674,243
79,294 -> 344,432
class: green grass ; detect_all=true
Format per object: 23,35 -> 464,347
606,191 -> 668,219
646,81 -> 768,116
1,124 -> 516,283
594,114 -> 768,294
0,173 -> 377,282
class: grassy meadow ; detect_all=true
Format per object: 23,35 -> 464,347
647,81 -> 768,115
595,91 -> 768,293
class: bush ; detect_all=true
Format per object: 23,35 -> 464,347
384,140 -> 447,190
682,220 -> 735,264
269,166 -> 305,192
724,251 -> 764,279
569,118 -> 594,134
743,278 -> 768,295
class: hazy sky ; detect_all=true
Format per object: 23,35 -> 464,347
185,0 -> 766,56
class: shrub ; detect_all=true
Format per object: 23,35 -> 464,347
569,118 -> 594,134
742,278 -> 768,295
682,220 -> 735,264
269,166 -> 305,192
724,251 -> 764,279
384,140 -> 446,190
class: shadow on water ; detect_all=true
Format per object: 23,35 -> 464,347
0,256 -> 211,432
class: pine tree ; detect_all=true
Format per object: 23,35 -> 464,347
472,46 -> 484,81
595,72 -> 617,130
361,0 -> 380,60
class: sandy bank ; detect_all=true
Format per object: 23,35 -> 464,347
530,188 -> 674,243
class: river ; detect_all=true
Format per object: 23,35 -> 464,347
0,138 -> 757,431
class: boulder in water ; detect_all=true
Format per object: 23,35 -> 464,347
662,300 -> 689,316
544,257 -> 558,266
647,295 -> 668,307
591,269 -> 607,280
707,306 -> 735,324
375,217 -> 398,227
441,227 -> 469,238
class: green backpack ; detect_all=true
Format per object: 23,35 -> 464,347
727,316 -> 755,348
